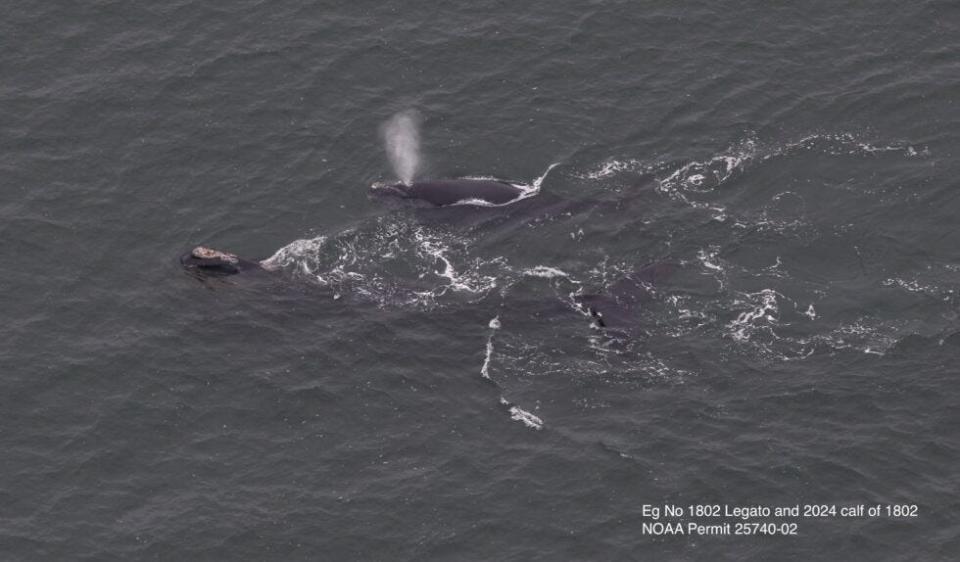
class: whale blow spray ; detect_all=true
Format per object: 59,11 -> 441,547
382,110 -> 421,186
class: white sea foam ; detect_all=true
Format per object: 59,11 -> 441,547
257,218 -> 508,307
261,235 -> 327,272
413,227 -> 497,295
697,246 -> 723,272
583,133 -> 928,228
522,266 -> 569,278
499,397 -> 544,430
581,158 -> 648,179
783,132 -> 930,158
480,315 -> 500,379
508,405 -> 543,430
481,318 -> 545,430
726,289 -> 781,343
882,277 -> 942,297
531,162 -> 561,190
648,140 -> 761,219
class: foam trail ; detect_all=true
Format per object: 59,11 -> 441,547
382,110 -> 421,185
532,162 -> 561,190
479,316 -> 544,430
480,316 -> 501,379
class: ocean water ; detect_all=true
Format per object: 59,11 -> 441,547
2,1 -> 958,560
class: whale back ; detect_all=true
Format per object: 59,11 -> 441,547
406,179 -> 524,206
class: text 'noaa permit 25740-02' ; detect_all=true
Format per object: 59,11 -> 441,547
640,503 -> 919,537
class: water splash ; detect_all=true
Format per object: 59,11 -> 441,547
502,397 -> 544,430
382,110 -> 421,185
532,161 -> 561,190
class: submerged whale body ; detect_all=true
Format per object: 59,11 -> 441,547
374,178 -> 532,207
572,263 -> 676,330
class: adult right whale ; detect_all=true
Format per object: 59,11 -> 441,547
180,246 -> 276,277
372,178 -> 535,207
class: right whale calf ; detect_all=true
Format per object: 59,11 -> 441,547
372,178 -> 535,207
572,263 -> 676,330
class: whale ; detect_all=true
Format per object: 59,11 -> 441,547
180,246 -> 275,277
572,263 -> 676,330
372,178 -> 535,207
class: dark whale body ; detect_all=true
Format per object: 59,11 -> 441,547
376,179 -> 529,207
573,263 -> 676,330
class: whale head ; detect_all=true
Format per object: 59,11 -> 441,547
180,246 -> 243,276
370,182 -> 413,199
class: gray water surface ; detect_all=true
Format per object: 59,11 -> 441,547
2,2 -> 958,560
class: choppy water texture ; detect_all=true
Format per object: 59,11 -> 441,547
3,2 -> 959,560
